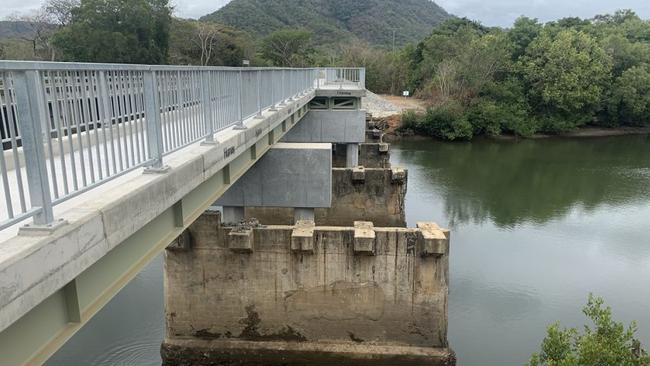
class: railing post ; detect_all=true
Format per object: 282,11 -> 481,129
279,70 -> 286,106
234,69 -> 246,129
360,68 -> 366,89
143,70 -> 169,173
201,71 -> 215,144
255,69 -> 263,118
269,70 -> 277,111
12,70 -> 56,227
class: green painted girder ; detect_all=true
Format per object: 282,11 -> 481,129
0,104 -> 310,366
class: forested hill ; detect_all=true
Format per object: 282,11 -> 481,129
200,0 -> 450,48
0,21 -> 34,39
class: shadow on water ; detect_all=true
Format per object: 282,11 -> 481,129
394,135 -> 650,228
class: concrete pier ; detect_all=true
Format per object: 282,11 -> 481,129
346,143 -> 360,167
244,167 -> 407,226
162,211 -> 454,366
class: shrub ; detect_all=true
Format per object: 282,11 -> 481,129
401,102 -> 474,141
527,294 -> 650,366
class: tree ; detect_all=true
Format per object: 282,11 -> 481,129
168,19 -> 254,66
195,22 -> 219,66
527,295 -> 650,366
608,65 -> 650,125
44,0 -> 80,27
508,17 -> 542,60
260,29 -> 314,67
520,28 -> 612,130
337,40 -> 408,94
52,0 -> 172,64
9,9 -> 57,60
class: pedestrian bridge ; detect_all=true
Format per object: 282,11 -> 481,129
0,61 -> 365,365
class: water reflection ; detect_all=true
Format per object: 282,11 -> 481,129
393,135 -> 650,366
395,136 -> 650,228
46,255 -> 164,366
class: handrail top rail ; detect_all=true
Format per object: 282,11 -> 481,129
0,60 -> 365,73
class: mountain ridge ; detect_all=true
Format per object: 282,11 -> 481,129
201,0 -> 450,48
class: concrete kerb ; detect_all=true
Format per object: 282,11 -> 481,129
0,91 -> 315,334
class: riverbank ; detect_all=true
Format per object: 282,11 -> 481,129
383,124 -> 650,142
363,95 -> 650,142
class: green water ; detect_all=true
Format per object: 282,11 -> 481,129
47,135 -> 650,366
392,135 -> 650,365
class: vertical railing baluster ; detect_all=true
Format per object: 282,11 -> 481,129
13,70 -> 55,226
143,70 -> 167,172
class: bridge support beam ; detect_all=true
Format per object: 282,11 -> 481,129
346,143 -> 359,167
281,110 -> 366,145
215,143 -> 332,212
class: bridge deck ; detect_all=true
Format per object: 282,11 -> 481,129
0,62 -> 365,366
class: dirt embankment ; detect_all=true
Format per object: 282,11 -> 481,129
362,91 -> 426,139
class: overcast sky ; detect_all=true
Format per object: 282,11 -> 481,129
1,0 -> 649,27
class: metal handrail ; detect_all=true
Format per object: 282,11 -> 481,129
0,63 -> 365,230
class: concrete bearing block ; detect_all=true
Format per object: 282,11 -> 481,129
352,166 -> 366,182
416,222 -> 449,257
291,220 -> 315,253
391,167 -> 406,184
168,229 -> 193,252
378,143 -> 390,153
228,228 -> 254,253
354,221 -> 376,255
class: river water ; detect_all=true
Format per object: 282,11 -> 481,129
47,135 -> 650,366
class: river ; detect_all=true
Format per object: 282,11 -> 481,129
46,135 -> 650,366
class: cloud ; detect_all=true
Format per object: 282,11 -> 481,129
171,0 -> 230,19
435,0 -> 650,27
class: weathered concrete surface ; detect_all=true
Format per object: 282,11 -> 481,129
333,143 -> 391,168
244,167 -> 407,227
216,143 -> 332,209
162,339 -> 456,366
162,211 -> 453,366
281,110 -> 366,144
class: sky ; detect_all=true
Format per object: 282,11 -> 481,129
1,0 -> 649,27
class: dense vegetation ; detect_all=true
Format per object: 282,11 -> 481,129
527,295 -> 650,366
2,1 -> 650,139
399,12 -> 650,140
53,0 -> 172,63
201,0 -> 449,49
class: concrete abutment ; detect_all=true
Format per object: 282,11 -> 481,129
162,211 -> 454,366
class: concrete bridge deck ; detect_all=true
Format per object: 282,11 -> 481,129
0,62 -> 365,365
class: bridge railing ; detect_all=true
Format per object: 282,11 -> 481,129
320,67 -> 365,89
0,62 -> 368,231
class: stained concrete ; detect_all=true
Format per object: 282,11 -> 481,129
162,211 -> 453,366
244,167 -> 407,227
332,143 -> 391,169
